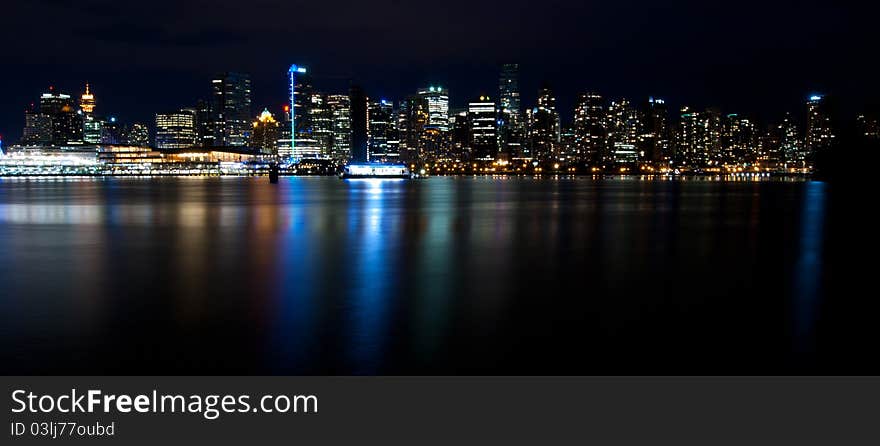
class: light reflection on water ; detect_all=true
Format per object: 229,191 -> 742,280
0,176 -> 841,374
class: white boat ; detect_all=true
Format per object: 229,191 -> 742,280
340,163 -> 410,179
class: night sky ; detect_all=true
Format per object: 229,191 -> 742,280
1,0 -> 875,143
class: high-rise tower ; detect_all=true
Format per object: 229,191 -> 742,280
211,72 -> 252,147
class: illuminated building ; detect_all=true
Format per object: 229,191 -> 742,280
805,94 -> 833,160
28,87 -> 83,146
326,94 -> 352,161
468,95 -> 497,160
676,107 -> 721,168
449,110 -> 470,160
779,113 -> 805,169
83,115 -> 102,144
100,117 -> 123,145
368,99 -> 398,162
417,86 -> 450,131
211,72 -> 252,147
349,85 -> 368,163
498,64 -> 524,158
155,109 -> 197,150
757,124 -> 783,170
527,86 -> 560,161
22,105 -> 53,145
287,64 -> 311,159
398,94 -> 429,163
606,99 -> 640,165
249,109 -> 280,155
124,123 -> 150,147
80,83 -> 96,114
309,93 -> 334,158
573,92 -> 604,163
195,99 -> 215,148
722,114 -> 758,166
858,112 -> 879,139
638,97 -> 671,165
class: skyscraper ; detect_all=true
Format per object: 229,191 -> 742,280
677,107 -> 722,168
528,86 -> 560,161
779,113 -> 805,170
349,85 -> 369,163
805,94 -> 833,162
417,86 -> 450,131
155,109 -> 197,150
606,99 -> 640,165
468,95 -> 497,161
22,105 -> 52,145
498,64 -> 523,158
195,99 -> 215,148
211,72 -> 252,147
722,114 -> 758,166
287,64 -> 311,159
638,97 -> 671,166
309,93 -> 334,157
31,87 -> 83,146
573,92 -> 604,163
398,94 -> 429,164
368,99 -> 398,162
326,94 -> 352,161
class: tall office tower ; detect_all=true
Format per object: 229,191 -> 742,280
309,93 -> 334,157
417,86 -> 450,131
449,109 -> 470,160
39,88 -> 83,145
757,124 -> 783,171
468,95 -> 497,160
249,109 -> 280,155
704,108 -> 723,165
606,99 -> 641,165
367,99 -> 398,162
398,94 -> 429,163
195,99 -> 215,148
722,114 -> 758,166
124,123 -> 150,147
677,107 -> 722,168
417,86 -> 450,161
528,86 -> 560,161
286,64 -> 312,159
155,109 -> 197,150
805,95 -> 833,161
349,85 -> 369,163
22,105 -> 53,145
560,125 -> 577,159
100,117 -> 123,145
638,97 -> 671,166
82,115 -> 103,144
326,94 -> 352,161
211,72 -> 252,147
573,92 -> 605,163
779,113 -> 805,169
677,107 -> 702,167
498,63 -> 523,157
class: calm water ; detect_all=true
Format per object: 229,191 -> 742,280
0,176 -> 855,374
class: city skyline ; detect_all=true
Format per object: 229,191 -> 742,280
1,1 -> 876,145
5,61 -> 869,177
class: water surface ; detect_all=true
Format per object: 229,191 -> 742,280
0,176 -> 850,374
